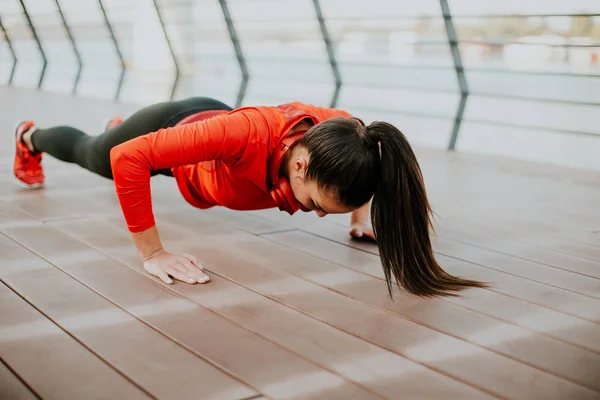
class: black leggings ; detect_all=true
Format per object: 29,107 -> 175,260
31,97 -> 233,179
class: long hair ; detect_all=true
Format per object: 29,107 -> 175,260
299,117 -> 487,297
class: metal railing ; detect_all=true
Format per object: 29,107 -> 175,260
0,0 -> 598,151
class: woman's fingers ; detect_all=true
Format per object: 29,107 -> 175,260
166,266 -> 197,284
349,226 -> 364,238
155,269 -> 173,285
182,254 -> 210,283
173,261 -> 208,284
143,252 -> 210,285
183,253 -> 203,269
349,224 -> 377,243
171,263 -> 205,284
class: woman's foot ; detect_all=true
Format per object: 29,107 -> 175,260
13,121 -> 44,189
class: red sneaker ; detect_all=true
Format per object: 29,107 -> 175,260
105,116 -> 123,131
13,121 -> 44,189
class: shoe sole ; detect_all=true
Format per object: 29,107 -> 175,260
14,176 -> 44,190
13,120 -> 44,190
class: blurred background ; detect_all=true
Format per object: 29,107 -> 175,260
1,0 -> 599,171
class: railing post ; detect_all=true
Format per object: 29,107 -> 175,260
0,16 -> 17,85
152,0 -> 180,100
217,0 -> 248,108
312,0 -> 341,108
54,0 -> 83,94
18,0 -> 47,88
98,0 -> 126,101
439,0 -> 468,151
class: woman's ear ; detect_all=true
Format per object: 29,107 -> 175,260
294,150 -> 309,180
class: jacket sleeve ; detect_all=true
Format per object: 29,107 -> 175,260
110,108 -> 267,232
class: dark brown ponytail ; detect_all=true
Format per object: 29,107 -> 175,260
367,121 -> 487,296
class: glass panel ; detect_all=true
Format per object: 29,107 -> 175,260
456,16 -> 600,75
242,79 -> 334,107
57,0 -> 121,99
342,64 -> 458,92
237,24 -> 326,61
174,56 -> 240,107
454,6 -> 600,169
158,0 -> 239,104
326,15 -> 455,93
464,95 -> 600,135
321,0 -> 442,18
449,0 -> 600,16
461,45 -> 600,75
466,71 -> 600,104
229,0 -> 330,104
228,0 -> 316,21
455,16 -> 600,44
175,76 -> 240,108
94,0 -> 173,103
338,85 -> 459,119
1,1 -> 42,88
0,21 -> 15,84
246,58 -> 332,84
22,0 -> 78,93
457,121 -> 600,171
327,16 -> 452,68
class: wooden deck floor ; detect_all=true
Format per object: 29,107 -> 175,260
1,88 -> 600,399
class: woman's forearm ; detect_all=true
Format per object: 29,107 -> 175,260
131,225 -> 165,260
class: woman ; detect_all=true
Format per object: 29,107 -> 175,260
13,96 -> 486,296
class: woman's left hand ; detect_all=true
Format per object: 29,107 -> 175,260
349,222 -> 376,242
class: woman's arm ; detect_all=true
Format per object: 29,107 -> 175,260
110,110 -> 262,232
109,109 -> 267,284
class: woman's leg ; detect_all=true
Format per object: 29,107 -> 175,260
29,97 -> 232,179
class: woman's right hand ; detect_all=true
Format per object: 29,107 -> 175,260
143,250 -> 210,285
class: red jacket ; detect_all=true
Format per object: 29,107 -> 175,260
110,102 -> 352,232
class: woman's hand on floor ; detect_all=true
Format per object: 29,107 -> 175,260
143,250 -> 210,285
349,222 -> 376,242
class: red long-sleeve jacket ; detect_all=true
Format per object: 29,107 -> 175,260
110,102 -> 352,232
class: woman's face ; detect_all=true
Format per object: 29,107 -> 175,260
288,147 -> 355,217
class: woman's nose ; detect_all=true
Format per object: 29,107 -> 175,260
315,209 -> 327,218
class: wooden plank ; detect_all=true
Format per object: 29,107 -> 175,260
433,237 -> 600,299
261,227 -> 600,323
521,236 -> 600,262
411,150 -> 600,242
432,220 -> 600,278
443,285 -> 600,354
238,230 -> 600,394
119,213 -> 599,399
440,254 -> 600,322
50,217 -> 495,400
0,234 -> 258,400
433,213 -> 600,261
0,360 -> 38,400
250,208 -> 600,300
160,209 -> 600,353
249,209 -> 600,321
204,207 -> 287,235
0,215 -> 380,400
256,207 -> 600,267
420,155 -> 600,223
446,213 -> 600,249
1,191 -> 81,222
0,283 -> 150,400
